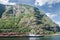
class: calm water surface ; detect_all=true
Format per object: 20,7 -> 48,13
0,36 -> 60,40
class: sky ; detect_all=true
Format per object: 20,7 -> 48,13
0,0 -> 60,26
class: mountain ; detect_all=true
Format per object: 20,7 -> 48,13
0,4 -> 60,35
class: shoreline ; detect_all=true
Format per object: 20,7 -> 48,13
44,33 -> 60,36
0,32 -> 60,37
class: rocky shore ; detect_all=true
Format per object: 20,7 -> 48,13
0,32 -> 44,37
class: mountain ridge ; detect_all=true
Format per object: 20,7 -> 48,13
0,4 -> 60,35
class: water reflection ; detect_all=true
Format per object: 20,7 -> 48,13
0,37 -> 29,40
29,37 -> 39,40
0,36 -> 60,40
39,36 -> 53,40
29,36 -> 53,40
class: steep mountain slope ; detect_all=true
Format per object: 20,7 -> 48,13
0,4 -> 60,34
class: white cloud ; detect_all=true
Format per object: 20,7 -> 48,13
48,5 -> 52,8
35,0 -> 48,6
35,0 -> 60,6
0,0 -> 9,4
55,22 -> 60,26
46,13 -> 60,26
5,3 -> 16,5
46,13 -> 57,19
0,0 -> 16,5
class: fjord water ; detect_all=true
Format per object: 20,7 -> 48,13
0,36 -> 60,40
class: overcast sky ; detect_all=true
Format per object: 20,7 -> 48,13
0,0 -> 60,26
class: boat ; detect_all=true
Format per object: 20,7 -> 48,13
29,33 -> 44,37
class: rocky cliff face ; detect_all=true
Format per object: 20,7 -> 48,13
0,4 -> 60,34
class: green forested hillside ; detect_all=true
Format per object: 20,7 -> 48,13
0,4 -> 60,34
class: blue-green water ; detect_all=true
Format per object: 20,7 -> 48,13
0,36 -> 60,40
